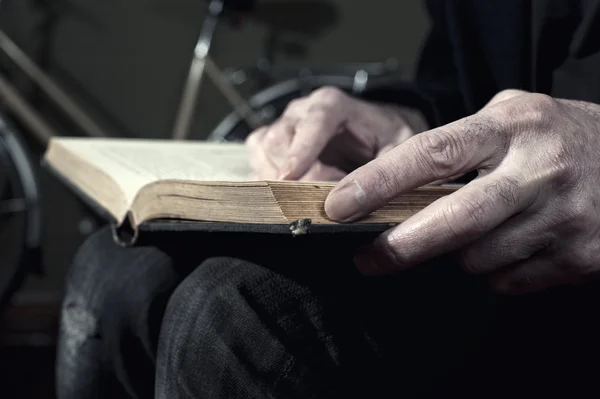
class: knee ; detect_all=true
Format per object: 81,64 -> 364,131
62,227 -> 116,317
65,226 -> 171,299
160,257 -> 291,346
61,226 -> 173,339
162,257 -> 278,323
64,226 -> 124,291
159,256 -> 315,354
156,257 -> 296,393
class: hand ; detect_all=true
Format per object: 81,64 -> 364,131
325,89 -> 600,295
245,86 -> 428,181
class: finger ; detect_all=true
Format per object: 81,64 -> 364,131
245,125 -> 268,166
262,117 -> 295,168
488,256 -> 568,295
325,112 -> 509,222
250,148 -> 281,180
458,213 -> 554,275
298,161 -> 347,182
280,87 -> 352,180
281,97 -> 310,120
245,125 -> 267,150
352,170 -> 539,275
245,127 -> 280,180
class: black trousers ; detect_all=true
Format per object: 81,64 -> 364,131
56,226 -> 600,398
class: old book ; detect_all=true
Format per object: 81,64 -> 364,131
43,137 -> 458,244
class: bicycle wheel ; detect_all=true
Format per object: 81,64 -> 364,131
0,115 -> 42,311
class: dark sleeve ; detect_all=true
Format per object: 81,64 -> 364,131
360,0 -> 468,128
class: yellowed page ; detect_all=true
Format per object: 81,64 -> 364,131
51,138 -> 254,204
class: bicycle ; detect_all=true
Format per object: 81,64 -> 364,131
0,117 -> 42,311
0,0 -> 404,310
172,0 -> 403,142
0,0 -> 108,312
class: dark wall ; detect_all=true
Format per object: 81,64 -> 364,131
0,0 -> 430,295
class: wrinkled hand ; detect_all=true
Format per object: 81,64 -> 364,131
245,86 -> 428,181
325,89 -> 600,295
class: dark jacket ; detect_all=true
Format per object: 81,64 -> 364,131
365,0 -> 600,129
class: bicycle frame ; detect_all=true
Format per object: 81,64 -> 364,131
172,0 -> 263,140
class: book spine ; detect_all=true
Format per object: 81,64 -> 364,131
111,211 -> 139,247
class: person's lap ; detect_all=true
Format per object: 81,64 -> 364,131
57,226 -> 600,399
56,226 -> 179,398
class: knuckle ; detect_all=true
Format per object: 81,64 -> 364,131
285,98 -> 304,112
305,107 -> 330,123
269,118 -> 292,134
304,103 -> 345,130
260,124 -> 293,149
245,129 -> 262,148
522,106 -> 547,127
496,103 -> 520,123
498,89 -> 528,100
380,233 -> 414,268
519,93 -> 561,126
263,130 -> 283,148
527,93 -> 559,112
286,97 -> 306,109
413,130 -> 464,175
488,89 -> 528,106
312,86 -> 347,104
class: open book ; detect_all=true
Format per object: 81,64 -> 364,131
43,138 -> 458,242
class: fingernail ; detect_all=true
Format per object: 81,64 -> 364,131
325,179 -> 367,222
353,246 -> 386,276
278,157 -> 297,180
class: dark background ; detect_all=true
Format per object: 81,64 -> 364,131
2,0 -> 429,298
0,1 -> 429,397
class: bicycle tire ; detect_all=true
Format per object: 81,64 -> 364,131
0,115 -> 42,312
